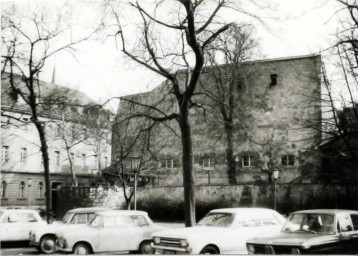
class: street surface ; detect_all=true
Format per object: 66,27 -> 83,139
0,222 -> 185,255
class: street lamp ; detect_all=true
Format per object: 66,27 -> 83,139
27,178 -> 33,209
129,156 -> 140,210
272,169 -> 279,210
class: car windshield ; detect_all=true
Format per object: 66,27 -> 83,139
197,213 -> 234,227
283,213 -> 335,234
62,212 -> 72,224
89,215 -> 103,228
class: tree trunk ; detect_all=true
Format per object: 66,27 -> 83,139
225,120 -> 237,185
34,122 -> 52,224
179,107 -> 196,227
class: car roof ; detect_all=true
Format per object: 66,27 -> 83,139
67,207 -> 112,213
292,209 -> 358,215
96,210 -> 148,216
209,208 -> 279,214
0,209 -> 39,214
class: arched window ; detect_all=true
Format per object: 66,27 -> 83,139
19,181 -> 25,198
38,182 -> 44,198
1,181 -> 6,198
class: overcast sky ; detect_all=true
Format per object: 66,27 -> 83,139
2,0 -> 344,111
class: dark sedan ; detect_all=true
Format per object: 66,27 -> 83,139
246,209 -> 358,254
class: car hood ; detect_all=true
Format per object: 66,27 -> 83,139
247,232 -> 334,248
152,226 -> 226,240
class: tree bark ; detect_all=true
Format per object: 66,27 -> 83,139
224,120 -> 237,185
179,105 -> 196,227
34,122 -> 52,223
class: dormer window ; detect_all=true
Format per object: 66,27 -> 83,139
270,74 -> 277,86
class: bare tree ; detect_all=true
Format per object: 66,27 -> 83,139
197,24 -> 259,184
104,0 -> 271,227
1,3 -> 100,223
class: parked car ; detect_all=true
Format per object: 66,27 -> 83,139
151,208 -> 286,254
0,209 -> 46,243
29,207 -> 110,254
56,210 -> 166,254
246,209 -> 358,254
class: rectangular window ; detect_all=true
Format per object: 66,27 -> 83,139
242,156 -> 252,167
270,74 -> 277,86
2,146 -> 9,162
281,155 -> 294,166
81,154 -> 86,167
20,148 -> 27,163
166,159 -> 173,169
55,151 -> 61,166
350,215 -> 358,230
203,157 -> 214,168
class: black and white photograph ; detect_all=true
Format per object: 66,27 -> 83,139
1,0 -> 358,255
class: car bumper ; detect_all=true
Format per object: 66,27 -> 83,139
151,244 -> 192,254
57,247 -> 73,253
29,240 -> 39,247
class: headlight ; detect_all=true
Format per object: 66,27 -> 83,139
179,239 -> 188,247
153,237 -> 160,245
247,244 -> 255,254
291,248 -> 300,254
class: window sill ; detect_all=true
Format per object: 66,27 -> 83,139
17,198 -> 27,200
36,198 -> 45,200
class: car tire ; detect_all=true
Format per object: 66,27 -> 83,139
39,235 -> 57,254
73,242 -> 92,255
139,240 -> 155,254
200,245 -> 220,254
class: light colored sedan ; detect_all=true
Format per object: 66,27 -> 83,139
152,208 -> 286,254
0,209 -> 46,242
29,207 -> 110,254
56,210 -> 166,254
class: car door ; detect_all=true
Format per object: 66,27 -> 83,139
337,214 -> 358,254
225,214 -> 264,254
1,212 -> 21,241
18,212 -> 42,240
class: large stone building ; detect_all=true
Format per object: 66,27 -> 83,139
113,54 -> 322,186
1,72 -> 112,211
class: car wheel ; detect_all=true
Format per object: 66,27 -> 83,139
39,235 -> 57,254
73,243 -> 92,255
200,245 -> 220,254
139,240 -> 155,254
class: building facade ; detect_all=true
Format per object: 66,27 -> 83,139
1,72 -> 112,210
113,55 -> 322,186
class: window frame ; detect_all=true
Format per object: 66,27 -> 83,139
281,154 -> 295,166
1,181 -> 7,198
2,146 -> 9,162
38,182 -> 44,198
202,157 -> 214,169
54,151 -> 61,166
20,147 -> 27,163
81,154 -> 86,168
242,156 -> 252,167
19,181 -> 25,198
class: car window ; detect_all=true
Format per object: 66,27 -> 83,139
77,213 -> 87,224
127,215 -> 149,227
237,217 -> 261,227
197,213 -> 234,227
70,214 -> 78,224
338,215 -> 353,232
103,216 -> 116,227
283,213 -> 334,234
350,215 -> 358,231
62,212 -> 72,224
88,213 -> 96,223
21,213 -> 38,222
262,215 -> 280,226
90,215 -> 102,227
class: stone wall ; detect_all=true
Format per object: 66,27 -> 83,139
115,55 -> 322,185
55,183 -> 358,221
